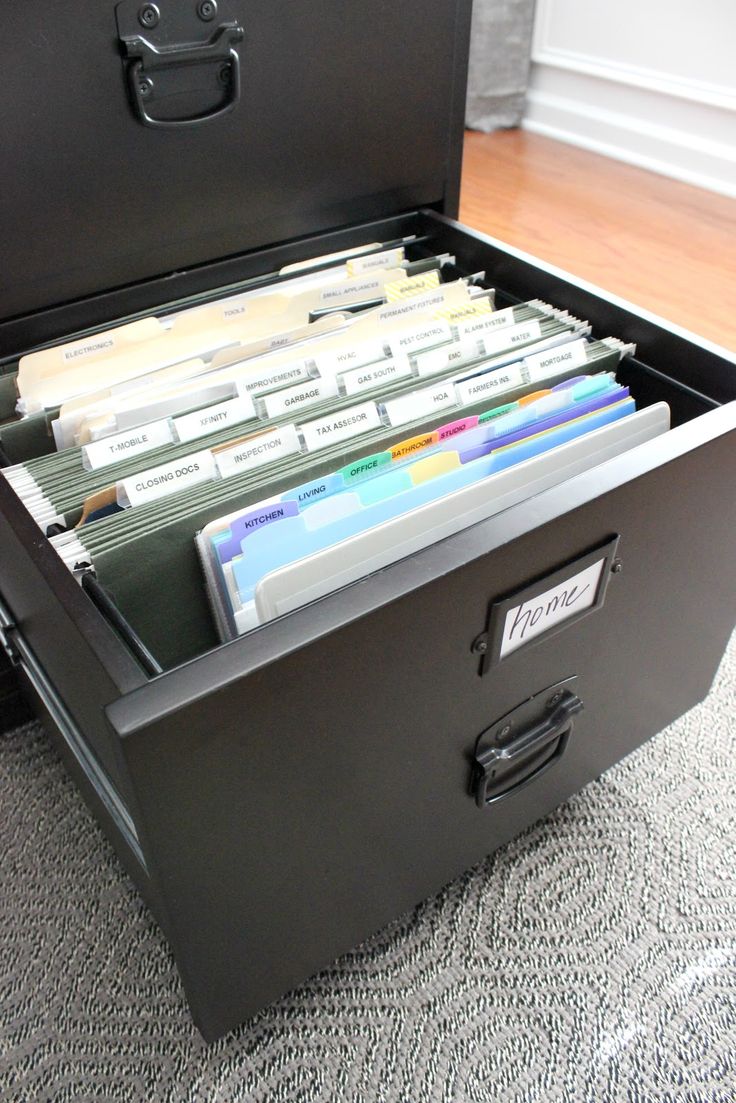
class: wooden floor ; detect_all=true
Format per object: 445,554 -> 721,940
459,130 -> 736,351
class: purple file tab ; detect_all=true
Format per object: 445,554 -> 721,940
216,500 -> 300,564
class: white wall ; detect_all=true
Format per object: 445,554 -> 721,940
524,0 -> 736,197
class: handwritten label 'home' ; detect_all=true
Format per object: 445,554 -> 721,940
500,558 -> 606,658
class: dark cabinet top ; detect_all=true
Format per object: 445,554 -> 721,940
2,0 -> 471,322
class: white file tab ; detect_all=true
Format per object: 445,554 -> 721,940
299,402 -> 383,452
346,247 -> 405,275
413,338 -> 483,378
524,338 -> 589,382
215,424 -> 302,478
118,449 -> 217,507
339,356 -> 413,396
454,363 -> 527,406
312,340 -> 389,376
377,284 -> 466,325
62,334 -> 117,363
173,394 -> 257,442
82,418 -> 175,470
236,359 -> 314,395
256,377 -> 340,420
318,274 -> 386,307
381,382 -> 458,427
392,320 -> 453,355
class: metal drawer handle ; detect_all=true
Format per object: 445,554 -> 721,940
127,45 -> 241,129
116,1 -> 244,129
472,689 -> 583,808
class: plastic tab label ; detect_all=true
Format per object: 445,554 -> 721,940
256,377 -> 339,419
313,340 -> 389,376
82,418 -> 175,470
339,356 -> 413,396
524,339 -> 589,382
478,402 -> 518,424
339,451 -> 392,483
236,360 -> 313,395
481,320 -> 543,356
413,339 -> 482,378
299,402 -> 383,452
119,449 -> 217,507
382,383 -> 458,427
437,415 -> 479,441
455,306 -> 520,339
392,320 -> 453,355
389,431 -> 439,461
455,363 -> 527,407
173,394 -> 257,442
215,424 -> 302,478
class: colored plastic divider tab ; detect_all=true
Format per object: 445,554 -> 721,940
357,467 -> 414,505
478,401 -> 518,424
215,499 -> 300,564
390,431 -> 439,461
213,376 -> 624,567
436,415 -> 478,441
231,398 -> 636,604
517,389 -> 551,406
409,452 -> 461,485
281,472 -> 345,507
339,451 -> 392,483
302,491 -> 363,531
570,374 -> 615,400
457,387 -> 629,465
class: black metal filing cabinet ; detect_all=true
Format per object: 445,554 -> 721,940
1,2 -> 735,1041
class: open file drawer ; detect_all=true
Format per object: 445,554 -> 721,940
2,209 -> 735,1039
1,4 -> 736,1042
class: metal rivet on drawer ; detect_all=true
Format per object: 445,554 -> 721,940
138,4 -> 160,28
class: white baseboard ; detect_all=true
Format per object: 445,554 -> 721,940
523,65 -> 736,199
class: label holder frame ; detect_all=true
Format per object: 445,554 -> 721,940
479,534 -> 621,674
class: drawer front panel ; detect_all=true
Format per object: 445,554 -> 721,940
110,417 -> 736,1039
2,209 -> 734,1040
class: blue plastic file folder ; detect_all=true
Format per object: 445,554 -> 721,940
211,374 -> 625,569
229,397 -> 636,604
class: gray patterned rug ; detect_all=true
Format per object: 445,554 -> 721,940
1,635 -> 734,1103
